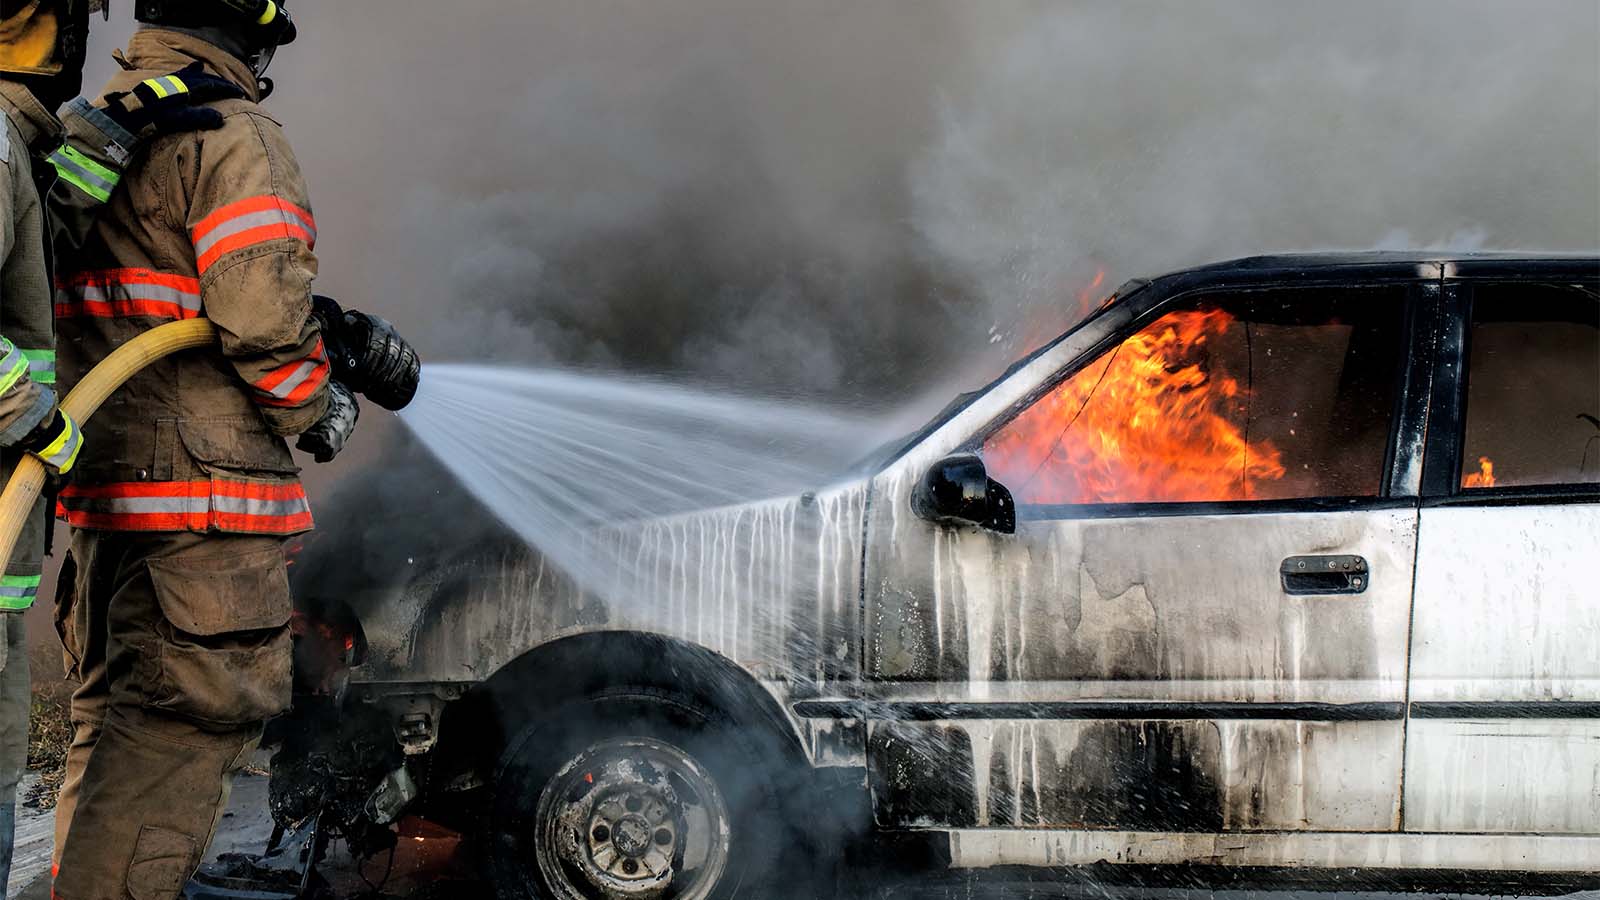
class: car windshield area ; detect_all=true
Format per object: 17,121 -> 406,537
981,288 -> 1407,506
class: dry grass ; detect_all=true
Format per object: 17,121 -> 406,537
25,683 -> 72,810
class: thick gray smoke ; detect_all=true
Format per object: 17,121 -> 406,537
267,0 -> 1599,394
77,2 -> 1599,596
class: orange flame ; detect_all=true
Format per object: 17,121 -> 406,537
983,308 -> 1286,504
1462,456 -> 1496,489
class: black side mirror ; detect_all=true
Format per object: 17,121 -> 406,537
911,452 -> 1016,535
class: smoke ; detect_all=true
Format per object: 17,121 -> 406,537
232,1 -> 1596,590
271,0 -> 1598,389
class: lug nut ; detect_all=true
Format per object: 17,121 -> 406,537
654,828 -> 672,846
621,859 -> 639,875
592,824 -> 610,843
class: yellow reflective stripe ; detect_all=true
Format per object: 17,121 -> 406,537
48,144 -> 118,204
0,574 -> 39,610
257,0 -> 278,25
38,411 -> 82,473
0,340 -> 29,396
21,349 -> 55,385
141,75 -> 188,99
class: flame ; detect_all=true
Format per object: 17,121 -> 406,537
983,308 -> 1285,504
1462,456 -> 1496,488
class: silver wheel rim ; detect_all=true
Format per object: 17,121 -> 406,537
535,737 -> 731,899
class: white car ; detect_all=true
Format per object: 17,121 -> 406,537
280,252 -> 1600,899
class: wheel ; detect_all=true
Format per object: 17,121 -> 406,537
485,686 -> 818,900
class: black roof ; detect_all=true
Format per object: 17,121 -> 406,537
1137,251 -> 1598,295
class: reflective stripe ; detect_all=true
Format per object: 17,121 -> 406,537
192,196 -> 316,274
47,144 -> 119,203
59,478 -> 313,534
37,411 -> 82,473
22,349 -> 55,385
55,269 -> 203,321
0,339 -> 29,395
253,339 -> 329,408
0,574 -> 41,611
257,0 -> 278,24
142,75 -> 188,99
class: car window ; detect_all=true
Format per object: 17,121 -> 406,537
981,289 -> 1405,506
1460,284 -> 1600,490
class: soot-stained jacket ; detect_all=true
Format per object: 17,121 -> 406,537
57,29 -> 330,537
0,78 -> 134,610
0,80 -> 63,610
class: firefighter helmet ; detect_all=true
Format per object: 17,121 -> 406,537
0,0 -> 95,78
133,0 -> 295,49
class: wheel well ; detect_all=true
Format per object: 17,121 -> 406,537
427,631 -> 811,797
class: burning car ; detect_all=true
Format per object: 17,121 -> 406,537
276,253 -> 1600,898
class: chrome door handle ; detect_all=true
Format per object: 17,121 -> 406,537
1280,555 -> 1369,595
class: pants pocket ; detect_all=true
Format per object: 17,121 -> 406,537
126,824 -> 197,900
144,546 -> 293,728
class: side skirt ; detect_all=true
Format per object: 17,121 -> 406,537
939,829 -> 1600,874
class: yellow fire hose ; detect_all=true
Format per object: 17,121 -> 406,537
0,319 -> 219,567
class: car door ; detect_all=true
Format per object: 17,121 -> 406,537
863,279 -> 1430,836
1405,274 -> 1600,833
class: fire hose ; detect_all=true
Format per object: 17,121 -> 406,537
0,318 -> 219,567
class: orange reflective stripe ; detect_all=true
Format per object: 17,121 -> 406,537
54,268 -> 203,321
59,478 -> 314,534
192,195 -> 317,275
253,338 -> 330,408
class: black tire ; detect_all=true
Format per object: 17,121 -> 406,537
484,685 -> 822,900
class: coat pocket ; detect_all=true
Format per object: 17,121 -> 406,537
144,546 -> 293,727
176,415 -> 300,477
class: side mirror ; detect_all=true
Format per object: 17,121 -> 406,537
911,452 -> 1016,535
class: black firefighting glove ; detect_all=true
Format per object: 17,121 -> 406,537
99,63 -> 246,138
311,295 -> 421,411
296,382 -> 360,464
17,408 -> 83,475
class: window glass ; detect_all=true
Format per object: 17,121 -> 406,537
1461,285 -> 1600,490
982,290 -> 1404,505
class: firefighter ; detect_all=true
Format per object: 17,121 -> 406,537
49,2 -> 418,896
1,1 -> 254,894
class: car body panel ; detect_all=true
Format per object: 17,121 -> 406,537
334,253 -> 1600,876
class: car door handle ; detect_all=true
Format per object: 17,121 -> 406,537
1280,555 -> 1369,595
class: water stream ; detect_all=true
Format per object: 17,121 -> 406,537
398,364 -> 885,592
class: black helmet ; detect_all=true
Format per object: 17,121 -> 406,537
133,0 -> 295,91
134,0 -> 295,46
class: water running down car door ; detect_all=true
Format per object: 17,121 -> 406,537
864,282 -> 1427,835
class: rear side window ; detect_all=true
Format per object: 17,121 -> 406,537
982,289 -> 1405,506
1461,284 -> 1600,490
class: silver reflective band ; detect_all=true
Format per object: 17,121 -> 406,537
192,206 -> 317,259
259,358 -> 323,400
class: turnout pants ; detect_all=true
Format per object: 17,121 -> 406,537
0,612 -> 27,899
52,530 -> 293,900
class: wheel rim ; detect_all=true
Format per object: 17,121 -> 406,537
534,737 -> 731,899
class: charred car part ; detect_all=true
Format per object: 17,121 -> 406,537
910,452 -> 1016,534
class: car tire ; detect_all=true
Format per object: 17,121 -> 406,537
484,685 -> 823,900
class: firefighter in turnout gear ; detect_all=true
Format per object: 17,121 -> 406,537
49,2 -> 419,896
1,1 -> 248,894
